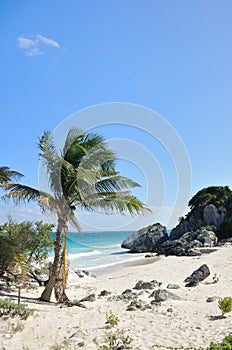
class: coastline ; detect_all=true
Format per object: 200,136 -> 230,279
1,246 -> 232,349
85,254 -> 160,276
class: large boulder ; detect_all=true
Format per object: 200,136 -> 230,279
184,264 -> 210,287
121,223 -> 168,253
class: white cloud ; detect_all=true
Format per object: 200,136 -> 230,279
18,37 -> 35,49
17,34 -> 60,57
0,204 -> 55,226
37,35 -> 60,48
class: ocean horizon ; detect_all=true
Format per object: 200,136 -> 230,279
49,229 -> 170,272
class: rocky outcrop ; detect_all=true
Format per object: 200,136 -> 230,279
121,186 -> 231,255
155,229 -> 217,256
170,204 -> 226,240
121,223 -> 168,252
122,223 -> 217,256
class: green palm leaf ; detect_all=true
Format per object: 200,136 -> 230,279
0,166 -> 23,184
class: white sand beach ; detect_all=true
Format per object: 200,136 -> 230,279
1,246 -> 232,350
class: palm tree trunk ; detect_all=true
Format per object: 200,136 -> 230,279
54,229 -> 69,303
39,218 -> 65,302
54,253 -> 69,303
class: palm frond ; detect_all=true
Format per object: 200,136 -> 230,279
68,213 -> 82,233
74,191 -> 150,216
62,127 -> 87,157
1,183 -> 41,204
95,176 -> 141,193
78,147 -> 117,175
37,193 -> 59,213
0,166 -> 24,184
38,131 -> 63,196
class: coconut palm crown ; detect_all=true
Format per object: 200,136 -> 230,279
1,128 -> 148,302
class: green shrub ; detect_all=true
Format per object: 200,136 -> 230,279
201,226 -> 213,231
0,219 -> 54,277
210,335 -> 232,349
218,297 -> 232,316
106,310 -> 119,327
0,298 -> 34,320
99,330 -> 133,350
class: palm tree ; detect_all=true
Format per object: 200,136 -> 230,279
1,128 -> 148,303
0,166 -> 23,184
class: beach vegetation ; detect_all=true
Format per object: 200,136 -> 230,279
50,338 -> 83,349
96,330 -> 133,349
7,319 -> 24,333
0,218 -> 54,278
188,186 -> 232,212
106,310 -> 119,327
218,297 -> 232,316
0,128 -> 148,303
210,335 -> 232,349
0,298 -> 34,320
201,226 -> 213,231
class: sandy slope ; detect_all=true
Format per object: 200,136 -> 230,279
1,246 -> 232,350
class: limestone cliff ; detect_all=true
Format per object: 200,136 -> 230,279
170,204 -> 226,240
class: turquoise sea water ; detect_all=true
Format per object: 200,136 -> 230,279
50,231 -> 146,272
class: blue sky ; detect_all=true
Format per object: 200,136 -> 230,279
0,1 -> 232,230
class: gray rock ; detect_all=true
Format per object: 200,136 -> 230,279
217,238 -> 232,246
79,294 -> 96,302
109,289 -> 137,302
203,204 -> 226,227
149,289 -> 181,301
99,290 -> 112,297
167,308 -> 174,313
206,296 -> 218,303
167,284 -> 180,289
150,300 -> 162,306
75,270 -> 96,278
155,239 -> 201,257
127,300 -> 145,310
127,305 -> 137,311
121,223 -> 168,252
145,253 -> 157,258
29,268 -> 49,286
133,280 -> 160,290
196,230 -> 218,246
127,300 -> 151,311
184,264 -> 210,287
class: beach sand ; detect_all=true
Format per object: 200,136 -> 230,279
1,246 -> 232,350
